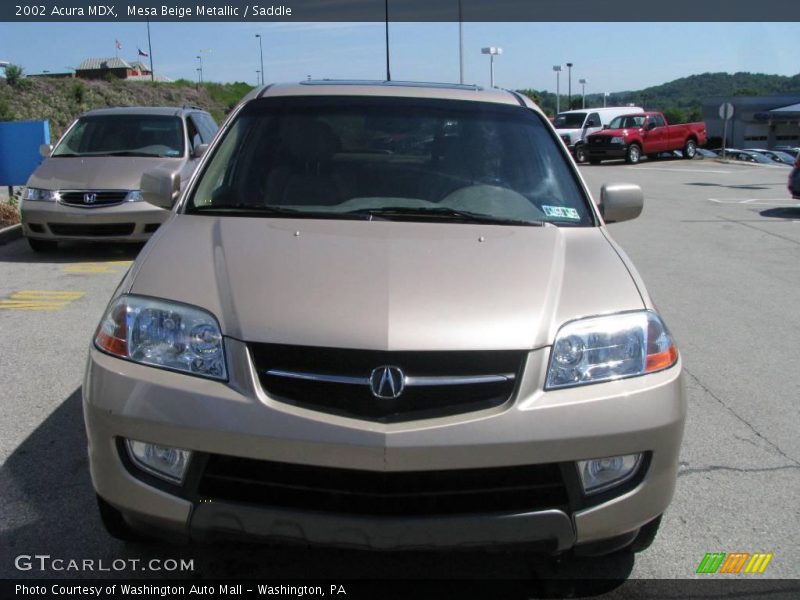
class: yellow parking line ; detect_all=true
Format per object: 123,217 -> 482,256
63,261 -> 133,274
0,290 -> 85,311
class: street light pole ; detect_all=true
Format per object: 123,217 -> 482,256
579,78 -> 587,109
196,55 -> 203,84
604,92 -> 609,108
566,62 -> 573,109
255,34 -> 264,85
552,65 -> 562,115
256,70 -> 260,86
458,0 -> 464,84
481,47 -> 502,88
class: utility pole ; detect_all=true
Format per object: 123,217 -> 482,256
255,34 -> 264,85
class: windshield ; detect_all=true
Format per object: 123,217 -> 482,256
553,112 -> 586,129
52,114 -> 185,158
608,115 -> 646,129
187,96 -> 593,227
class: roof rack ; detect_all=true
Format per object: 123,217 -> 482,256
182,104 -> 203,111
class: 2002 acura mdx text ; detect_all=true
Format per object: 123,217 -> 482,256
83,81 -> 686,557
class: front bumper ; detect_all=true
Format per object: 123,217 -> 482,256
586,144 -> 627,161
83,339 -> 686,550
21,199 -> 169,243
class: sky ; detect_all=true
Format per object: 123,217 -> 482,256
0,21 -> 798,93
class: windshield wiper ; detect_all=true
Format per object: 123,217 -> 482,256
345,206 -> 545,226
103,151 -> 166,157
190,204 -> 369,219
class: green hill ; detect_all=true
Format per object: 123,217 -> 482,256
519,71 -> 800,122
0,76 -> 253,140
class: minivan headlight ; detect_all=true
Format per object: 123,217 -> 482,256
94,295 -> 227,380
23,187 -> 59,201
125,190 -> 144,202
545,310 -> 677,389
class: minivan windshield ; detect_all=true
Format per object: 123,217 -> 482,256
553,112 -> 586,129
608,115 -> 646,129
188,96 -> 594,227
52,114 -> 185,158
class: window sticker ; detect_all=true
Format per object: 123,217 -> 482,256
542,205 -> 580,220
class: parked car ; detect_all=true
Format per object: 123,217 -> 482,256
553,106 -> 643,163
585,112 -> 707,164
695,148 -> 719,158
724,149 -> 790,166
789,156 -> 800,199
773,146 -> 800,160
84,80 -> 685,557
20,106 -> 218,252
745,149 -> 796,166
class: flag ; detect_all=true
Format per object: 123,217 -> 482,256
138,48 -> 148,57
115,39 -> 122,50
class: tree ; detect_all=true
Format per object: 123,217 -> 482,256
4,64 -> 24,87
662,107 -> 687,125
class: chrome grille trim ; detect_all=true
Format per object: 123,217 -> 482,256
265,369 -> 515,387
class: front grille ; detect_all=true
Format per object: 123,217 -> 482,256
48,223 -> 136,237
590,137 -> 612,145
144,223 -> 161,233
59,191 -> 128,207
198,455 -> 569,516
249,344 -> 525,422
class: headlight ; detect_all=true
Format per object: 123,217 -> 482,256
94,295 -> 227,380
546,310 -> 677,389
610,136 -> 624,144
125,190 -> 144,202
23,187 -> 60,201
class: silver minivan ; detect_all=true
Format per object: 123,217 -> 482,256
20,106 -> 217,252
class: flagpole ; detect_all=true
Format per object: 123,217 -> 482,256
146,17 -> 154,82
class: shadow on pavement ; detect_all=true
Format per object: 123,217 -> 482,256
760,206 -> 800,219
0,238 -> 143,264
2,387 -> 633,595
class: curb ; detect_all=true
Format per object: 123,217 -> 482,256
0,223 -> 22,245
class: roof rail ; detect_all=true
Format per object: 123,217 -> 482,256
182,104 -> 203,111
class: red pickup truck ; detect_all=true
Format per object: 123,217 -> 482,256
585,112 -> 707,164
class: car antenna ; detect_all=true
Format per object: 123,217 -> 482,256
384,0 -> 391,81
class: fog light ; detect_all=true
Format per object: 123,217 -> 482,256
577,453 -> 642,494
125,439 -> 191,483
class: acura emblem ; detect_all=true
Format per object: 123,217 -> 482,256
369,366 -> 405,400
84,193 -> 97,204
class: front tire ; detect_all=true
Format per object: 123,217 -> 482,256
629,515 -> 662,553
625,143 -> 642,164
96,495 -> 147,542
28,238 -> 57,253
574,144 -> 587,163
683,139 -> 697,159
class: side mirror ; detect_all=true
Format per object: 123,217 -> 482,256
599,183 -> 643,223
603,124 -> 609,130
39,144 -> 53,158
192,143 -> 209,159
141,168 -> 181,210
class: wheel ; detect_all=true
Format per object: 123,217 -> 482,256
683,139 -> 697,159
96,495 -> 147,542
27,238 -> 58,253
589,159 -> 601,165
629,515 -> 662,553
625,144 -> 642,164
574,144 -> 587,163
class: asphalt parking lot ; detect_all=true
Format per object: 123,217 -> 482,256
1,158 -> 798,587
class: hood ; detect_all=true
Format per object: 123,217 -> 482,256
590,128 -> 634,139
555,128 -> 583,142
129,217 -> 644,351
27,156 -> 182,191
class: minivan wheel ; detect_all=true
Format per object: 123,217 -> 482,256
28,238 -> 57,253
96,495 -> 146,542
574,144 -> 587,163
625,144 -> 642,164
683,139 -> 697,159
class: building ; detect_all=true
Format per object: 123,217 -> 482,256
702,94 -> 800,149
74,57 -> 153,80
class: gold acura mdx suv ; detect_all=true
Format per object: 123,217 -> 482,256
84,81 -> 686,556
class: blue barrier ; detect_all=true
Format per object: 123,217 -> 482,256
0,120 -> 51,186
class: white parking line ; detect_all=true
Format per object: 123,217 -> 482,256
709,198 -> 799,206
634,167 -> 733,174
